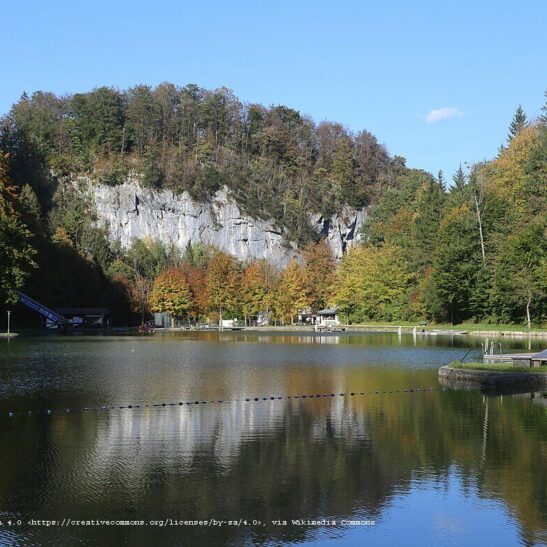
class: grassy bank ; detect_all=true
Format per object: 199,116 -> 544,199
346,321 -> 546,333
449,361 -> 547,373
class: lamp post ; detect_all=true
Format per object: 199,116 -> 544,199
7,310 -> 11,336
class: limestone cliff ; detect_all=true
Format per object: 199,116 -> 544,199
85,179 -> 366,264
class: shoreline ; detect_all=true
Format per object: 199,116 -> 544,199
2,324 -> 547,338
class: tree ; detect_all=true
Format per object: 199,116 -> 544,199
276,259 -> 310,324
241,261 -> 272,325
206,252 -> 241,328
410,175 -> 445,269
129,274 -> 151,326
149,268 -> 190,326
334,245 -> 418,323
427,204 -> 481,323
452,165 -> 467,191
71,87 -> 125,157
302,240 -> 336,312
491,221 -> 546,329
508,105 -> 528,142
0,154 -> 36,303
334,247 -> 364,322
180,264 -> 209,321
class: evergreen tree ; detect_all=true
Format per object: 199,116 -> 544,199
437,170 -> 446,191
452,165 -> 467,191
508,105 -> 528,142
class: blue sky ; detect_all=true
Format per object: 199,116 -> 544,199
3,0 -> 546,179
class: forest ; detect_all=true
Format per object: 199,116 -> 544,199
0,84 -> 545,327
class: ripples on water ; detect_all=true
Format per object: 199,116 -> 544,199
0,332 -> 545,546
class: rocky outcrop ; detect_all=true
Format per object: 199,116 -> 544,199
85,179 -> 366,265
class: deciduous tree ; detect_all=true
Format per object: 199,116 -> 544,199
149,268 -> 190,326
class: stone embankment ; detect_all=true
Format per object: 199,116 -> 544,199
438,365 -> 547,389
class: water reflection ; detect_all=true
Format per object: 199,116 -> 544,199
0,333 -> 545,546
1,389 -> 546,545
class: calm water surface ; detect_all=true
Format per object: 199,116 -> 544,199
0,332 -> 545,546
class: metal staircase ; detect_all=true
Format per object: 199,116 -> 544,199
16,291 -> 66,325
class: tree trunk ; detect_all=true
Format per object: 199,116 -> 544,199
474,192 -> 486,266
526,293 -> 531,331
219,309 -> 223,331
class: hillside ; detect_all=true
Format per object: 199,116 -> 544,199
0,85 -> 545,327
0,83 -> 407,246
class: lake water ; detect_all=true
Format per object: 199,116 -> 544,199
0,332 -> 545,546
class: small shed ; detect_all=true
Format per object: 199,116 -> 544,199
316,308 -> 340,326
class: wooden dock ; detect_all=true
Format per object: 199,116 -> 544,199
483,352 -> 536,363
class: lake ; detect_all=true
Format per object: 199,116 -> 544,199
0,331 -> 545,546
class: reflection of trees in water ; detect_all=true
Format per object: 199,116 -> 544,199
0,390 -> 545,545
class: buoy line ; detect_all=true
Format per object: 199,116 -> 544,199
0,387 -> 451,419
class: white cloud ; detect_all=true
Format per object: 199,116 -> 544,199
425,107 -> 464,124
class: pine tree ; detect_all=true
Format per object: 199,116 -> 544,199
452,165 -> 467,190
508,105 -> 528,142
540,90 -> 547,124
437,170 -> 446,191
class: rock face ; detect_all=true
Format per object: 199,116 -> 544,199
86,179 -> 366,265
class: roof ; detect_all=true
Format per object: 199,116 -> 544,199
55,308 -> 110,315
317,308 -> 337,315
534,349 -> 547,359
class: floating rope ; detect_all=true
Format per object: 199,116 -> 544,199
0,387 -> 451,419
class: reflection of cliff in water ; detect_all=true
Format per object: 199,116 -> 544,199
1,388 -> 545,545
